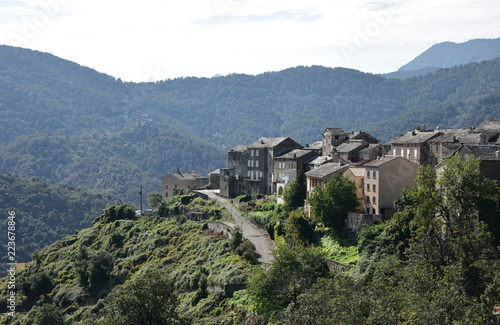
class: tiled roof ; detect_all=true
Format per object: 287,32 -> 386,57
346,167 -> 365,177
429,129 -> 482,144
336,141 -> 367,153
476,120 -> 500,132
170,172 -> 201,180
275,149 -> 311,159
363,156 -> 400,167
386,130 -> 441,145
305,141 -> 323,150
229,145 -> 247,152
306,156 -> 333,166
305,163 -> 348,179
324,128 -> 346,135
249,137 -> 289,148
461,145 -> 500,161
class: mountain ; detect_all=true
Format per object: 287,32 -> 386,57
1,44 -> 500,203
399,38 -> 500,72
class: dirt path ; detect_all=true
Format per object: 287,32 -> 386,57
198,190 -> 275,265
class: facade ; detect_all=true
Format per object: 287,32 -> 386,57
343,167 -> 366,213
363,156 -> 418,219
322,128 -> 349,155
161,170 -> 208,201
386,126 -> 441,165
220,137 -> 302,197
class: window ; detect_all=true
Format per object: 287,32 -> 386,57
366,196 -> 370,202
414,149 -> 418,158
165,192 -> 168,197
335,135 -> 339,140
393,148 -> 396,156
251,160 -> 254,167
367,184 -> 371,192
256,160 -> 259,168
373,196 -> 376,204
373,184 -> 376,192
165,184 -> 168,189
174,184 -> 177,188
247,171 -> 250,177
373,171 -> 377,179
260,171 -> 263,178
367,171 -> 370,178
251,171 -> 254,179
256,150 -> 259,157
251,149 -> 254,156
248,160 -> 251,167
401,149 -> 404,157
406,149 -> 410,158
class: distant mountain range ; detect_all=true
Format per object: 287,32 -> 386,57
0,39 -> 499,205
383,38 -> 500,79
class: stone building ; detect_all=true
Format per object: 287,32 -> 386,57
220,137 -> 302,197
161,169 -> 208,201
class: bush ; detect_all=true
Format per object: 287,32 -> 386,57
235,240 -> 258,264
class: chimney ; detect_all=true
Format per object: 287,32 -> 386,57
422,125 -> 427,132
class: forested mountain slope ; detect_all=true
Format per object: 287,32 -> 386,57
1,45 -> 500,203
0,175 -> 115,274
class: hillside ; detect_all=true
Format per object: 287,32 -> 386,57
399,38 -> 500,72
0,175 -> 115,274
0,203 -> 258,324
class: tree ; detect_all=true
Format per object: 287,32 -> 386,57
247,242 -> 327,315
283,167 -> 307,211
147,192 -> 162,210
308,174 -> 359,234
22,304 -> 66,325
102,270 -> 182,325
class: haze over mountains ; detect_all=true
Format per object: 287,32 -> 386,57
0,38 -> 499,206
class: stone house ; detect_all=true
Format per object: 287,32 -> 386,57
273,149 -> 319,198
386,126 -> 441,165
363,156 -> 418,219
220,137 -> 302,197
161,169 -> 208,201
387,121 -> 500,167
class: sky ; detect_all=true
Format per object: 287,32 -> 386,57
1,0 -> 499,82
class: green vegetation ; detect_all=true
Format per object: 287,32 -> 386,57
0,197 -> 257,324
308,174 -> 359,234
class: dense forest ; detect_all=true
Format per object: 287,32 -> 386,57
0,175 -> 115,274
1,45 -> 500,207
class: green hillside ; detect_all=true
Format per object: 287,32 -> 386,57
0,204 -> 257,324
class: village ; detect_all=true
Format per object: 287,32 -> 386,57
162,120 -> 500,237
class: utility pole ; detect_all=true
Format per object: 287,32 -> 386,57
139,186 -> 143,216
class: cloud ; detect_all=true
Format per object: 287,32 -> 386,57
194,7 -> 322,26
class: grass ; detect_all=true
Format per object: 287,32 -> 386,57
317,235 -> 359,266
